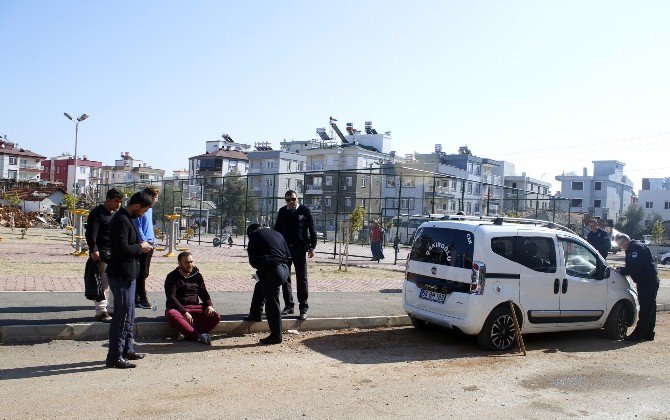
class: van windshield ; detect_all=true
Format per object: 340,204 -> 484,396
409,227 -> 474,269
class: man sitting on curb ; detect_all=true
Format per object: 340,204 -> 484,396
164,251 -> 220,345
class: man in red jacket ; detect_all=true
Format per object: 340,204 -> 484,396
164,251 -> 220,345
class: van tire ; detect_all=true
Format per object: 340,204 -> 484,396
477,306 -> 516,351
409,316 -> 430,330
604,301 -> 630,340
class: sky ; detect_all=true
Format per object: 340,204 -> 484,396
1,0 -> 669,192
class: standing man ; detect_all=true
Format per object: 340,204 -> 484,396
370,220 -> 385,262
245,224 -> 291,344
614,233 -> 659,342
85,188 -> 123,322
134,186 -> 159,309
587,219 -> 611,260
274,190 -> 317,321
106,191 -> 153,369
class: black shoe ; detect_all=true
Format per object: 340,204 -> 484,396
106,358 -> 136,369
624,334 -> 642,342
122,352 -> 146,361
298,312 -> 307,321
243,315 -> 262,322
136,300 -> 151,309
281,307 -> 294,315
259,336 -> 282,345
94,312 -> 112,323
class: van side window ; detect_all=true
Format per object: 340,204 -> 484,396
491,237 -> 515,260
410,227 -> 474,269
519,237 -> 556,273
560,239 -> 598,278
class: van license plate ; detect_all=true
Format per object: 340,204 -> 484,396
419,289 -> 446,304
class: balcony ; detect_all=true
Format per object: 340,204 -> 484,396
307,204 -> 322,212
425,186 -> 457,197
304,184 -> 323,194
19,164 -> 44,171
309,164 -> 323,171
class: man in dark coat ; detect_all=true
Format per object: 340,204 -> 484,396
245,224 -> 291,345
105,191 -> 153,369
615,233 -> 659,342
586,219 -> 611,260
85,188 -> 123,322
274,189 -> 317,320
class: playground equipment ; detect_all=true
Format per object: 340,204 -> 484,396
71,209 -> 89,256
338,220 -> 350,271
163,213 -> 180,257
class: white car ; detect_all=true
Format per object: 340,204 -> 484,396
660,252 -> 670,265
403,216 -> 639,351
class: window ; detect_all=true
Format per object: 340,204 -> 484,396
361,176 -> 367,187
346,176 -> 353,187
467,162 -> 473,173
665,201 -> 670,210
512,182 -> 517,189
645,201 -> 653,209
325,176 -> 333,186
386,177 -> 396,188
451,180 -> 457,190
442,203 -> 447,210
571,199 -> 583,207
594,199 -> 601,208
561,239 -> 598,278
475,165 -> 481,175
8,156 -> 17,165
265,160 -> 274,169
467,182 -> 473,194
474,183 -> 480,195
80,166 -> 86,173
466,202 -> 472,213
572,181 -> 583,190
325,196 -> 331,207
402,178 -> 415,188
297,162 -> 304,171
229,161 -> 237,170
491,236 -> 556,273
286,179 -> 291,189
594,181 -> 602,191
450,201 -> 456,211
345,197 -> 352,207
409,227 -> 474,269
312,177 -> 322,187
7,170 -> 17,179
296,180 -> 304,194
287,161 -> 292,172
400,199 -> 415,210
474,202 -> 480,213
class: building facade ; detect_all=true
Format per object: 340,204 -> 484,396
101,152 -> 165,186
188,136 -> 251,181
247,146 -> 306,216
555,160 -> 633,224
41,154 -> 102,194
638,177 -> 670,223
0,137 -> 45,181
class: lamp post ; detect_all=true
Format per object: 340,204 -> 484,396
63,113 -> 89,195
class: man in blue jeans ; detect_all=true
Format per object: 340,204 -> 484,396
134,186 -> 159,309
106,191 -> 153,369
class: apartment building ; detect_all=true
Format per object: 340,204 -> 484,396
101,152 -> 165,186
638,177 -> 670,223
555,160 -> 633,224
0,137 -> 45,181
502,161 -> 552,214
41,154 -> 102,194
188,134 -> 250,181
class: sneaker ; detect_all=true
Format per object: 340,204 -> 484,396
136,300 -> 152,309
176,332 -> 185,341
298,312 -> 308,321
198,333 -> 212,345
94,312 -> 112,323
281,306 -> 294,315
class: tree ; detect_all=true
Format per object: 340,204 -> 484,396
649,217 -> 665,244
61,193 -> 77,210
348,205 -> 365,240
615,204 -> 645,239
217,169 -> 258,234
3,192 -> 20,207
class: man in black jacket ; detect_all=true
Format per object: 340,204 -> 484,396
586,219 -> 610,260
85,188 -> 123,322
105,192 -> 153,369
245,224 -> 291,344
274,190 -> 317,320
615,233 -> 659,342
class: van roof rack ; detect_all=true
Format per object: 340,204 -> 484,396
428,214 -> 575,234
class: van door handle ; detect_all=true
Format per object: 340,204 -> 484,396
562,278 -> 568,294
554,278 -> 560,294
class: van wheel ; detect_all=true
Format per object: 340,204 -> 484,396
604,302 -> 630,340
477,306 -> 516,351
409,316 -> 429,330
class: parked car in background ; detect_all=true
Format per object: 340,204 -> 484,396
660,251 -> 670,265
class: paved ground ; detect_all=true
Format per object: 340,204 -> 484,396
1,313 -> 669,419
1,227 -> 669,328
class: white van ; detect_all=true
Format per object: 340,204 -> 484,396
403,217 -> 639,350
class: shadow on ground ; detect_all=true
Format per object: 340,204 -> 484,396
0,361 -> 106,381
301,326 -> 633,364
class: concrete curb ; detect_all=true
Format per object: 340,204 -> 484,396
0,315 -> 412,344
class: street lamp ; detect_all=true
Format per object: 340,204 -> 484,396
64,113 -> 89,195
